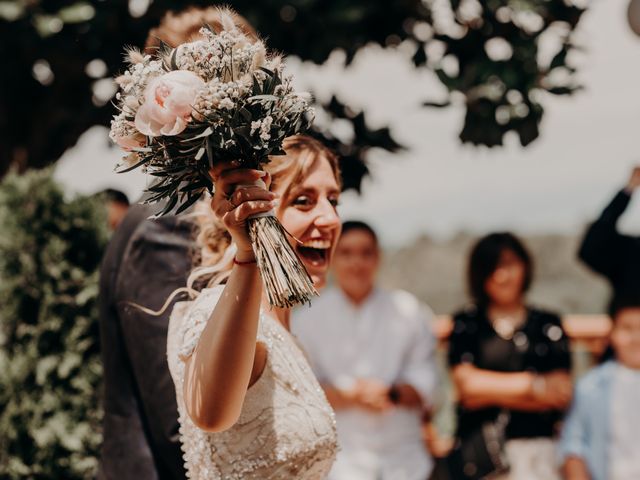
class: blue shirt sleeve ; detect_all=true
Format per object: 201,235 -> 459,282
558,378 -> 591,462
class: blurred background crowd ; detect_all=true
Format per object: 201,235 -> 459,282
2,0 -> 640,479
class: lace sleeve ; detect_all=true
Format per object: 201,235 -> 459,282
176,285 -> 225,361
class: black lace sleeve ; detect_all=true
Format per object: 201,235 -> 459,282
448,309 -> 479,367
528,309 -> 572,372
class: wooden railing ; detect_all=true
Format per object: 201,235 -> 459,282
433,314 -> 612,356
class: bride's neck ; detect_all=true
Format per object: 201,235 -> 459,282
262,298 -> 291,330
275,307 -> 291,330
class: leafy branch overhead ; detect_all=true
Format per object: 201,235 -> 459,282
416,0 -> 585,147
311,96 -> 405,193
1,0 -> 586,188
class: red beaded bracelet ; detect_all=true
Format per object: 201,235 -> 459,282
233,257 -> 257,266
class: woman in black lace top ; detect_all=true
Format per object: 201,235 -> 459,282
447,232 -> 572,480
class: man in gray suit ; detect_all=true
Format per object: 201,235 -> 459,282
98,204 -> 193,479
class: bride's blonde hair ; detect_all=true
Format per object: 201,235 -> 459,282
184,135 -> 341,297
144,5 -> 258,53
137,136 -> 340,316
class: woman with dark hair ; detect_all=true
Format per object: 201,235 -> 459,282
444,232 -> 572,480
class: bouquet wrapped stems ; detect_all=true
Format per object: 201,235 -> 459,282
247,213 -> 317,308
210,128 -> 318,307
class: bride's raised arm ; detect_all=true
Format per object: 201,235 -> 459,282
182,166 -> 275,432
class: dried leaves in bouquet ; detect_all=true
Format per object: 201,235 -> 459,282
109,8 -> 317,307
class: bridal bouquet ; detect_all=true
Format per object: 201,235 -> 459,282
109,9 -> 316,307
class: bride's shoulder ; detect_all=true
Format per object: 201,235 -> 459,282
168,285 -> 226,362
190,284 -> 226,310
169,285 -> 225,323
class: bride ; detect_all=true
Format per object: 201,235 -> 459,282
166,135 -> 342,479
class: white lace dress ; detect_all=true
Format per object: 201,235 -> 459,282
167,286 -> 338,479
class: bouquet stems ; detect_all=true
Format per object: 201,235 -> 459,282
247,215 -> 317,308
237,176 -> 317,308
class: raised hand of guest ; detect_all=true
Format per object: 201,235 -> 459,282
625,166 -> 640,193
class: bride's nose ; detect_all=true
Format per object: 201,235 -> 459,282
314,198 -> 340,229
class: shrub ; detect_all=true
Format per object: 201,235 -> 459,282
0,169 -> 108,478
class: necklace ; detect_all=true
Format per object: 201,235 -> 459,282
492,317 -> 518,340
489,307 -> 526,340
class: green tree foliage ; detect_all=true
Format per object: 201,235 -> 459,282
421,0 -> 585,147
0,1 -> 584,188
0,169 -> 108,478
0,0 -> 407,191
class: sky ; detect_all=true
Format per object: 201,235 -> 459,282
54,0 -> 640,246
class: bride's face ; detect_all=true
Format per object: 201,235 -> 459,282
274,157 -> 341,290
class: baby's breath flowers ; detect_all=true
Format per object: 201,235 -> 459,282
109,7 -> 316,307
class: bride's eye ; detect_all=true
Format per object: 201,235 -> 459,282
291,195 -> 312,207
329,197 -> 340,208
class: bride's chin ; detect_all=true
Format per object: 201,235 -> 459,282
309,272 -> 327,290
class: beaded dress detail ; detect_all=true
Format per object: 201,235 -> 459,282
167,286 -> 338,479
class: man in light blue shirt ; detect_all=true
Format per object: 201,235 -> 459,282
559,294 -> 640,480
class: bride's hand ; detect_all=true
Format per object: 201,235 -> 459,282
209,164 -> 276,260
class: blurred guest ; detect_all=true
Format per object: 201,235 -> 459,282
101,188 -> 130,231
444,232 -> 572,480
99,202 -> 192,480
579,166 -> 640,298
292,220 -> 438,480
99,7 -> 256,480
559,294 -> 640,480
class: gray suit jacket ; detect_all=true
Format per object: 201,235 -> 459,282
98,204 -> 193,480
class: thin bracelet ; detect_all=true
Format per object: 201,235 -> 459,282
233,257 -> 257,266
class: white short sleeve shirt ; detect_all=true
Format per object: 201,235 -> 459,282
292,287 -> 438,480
